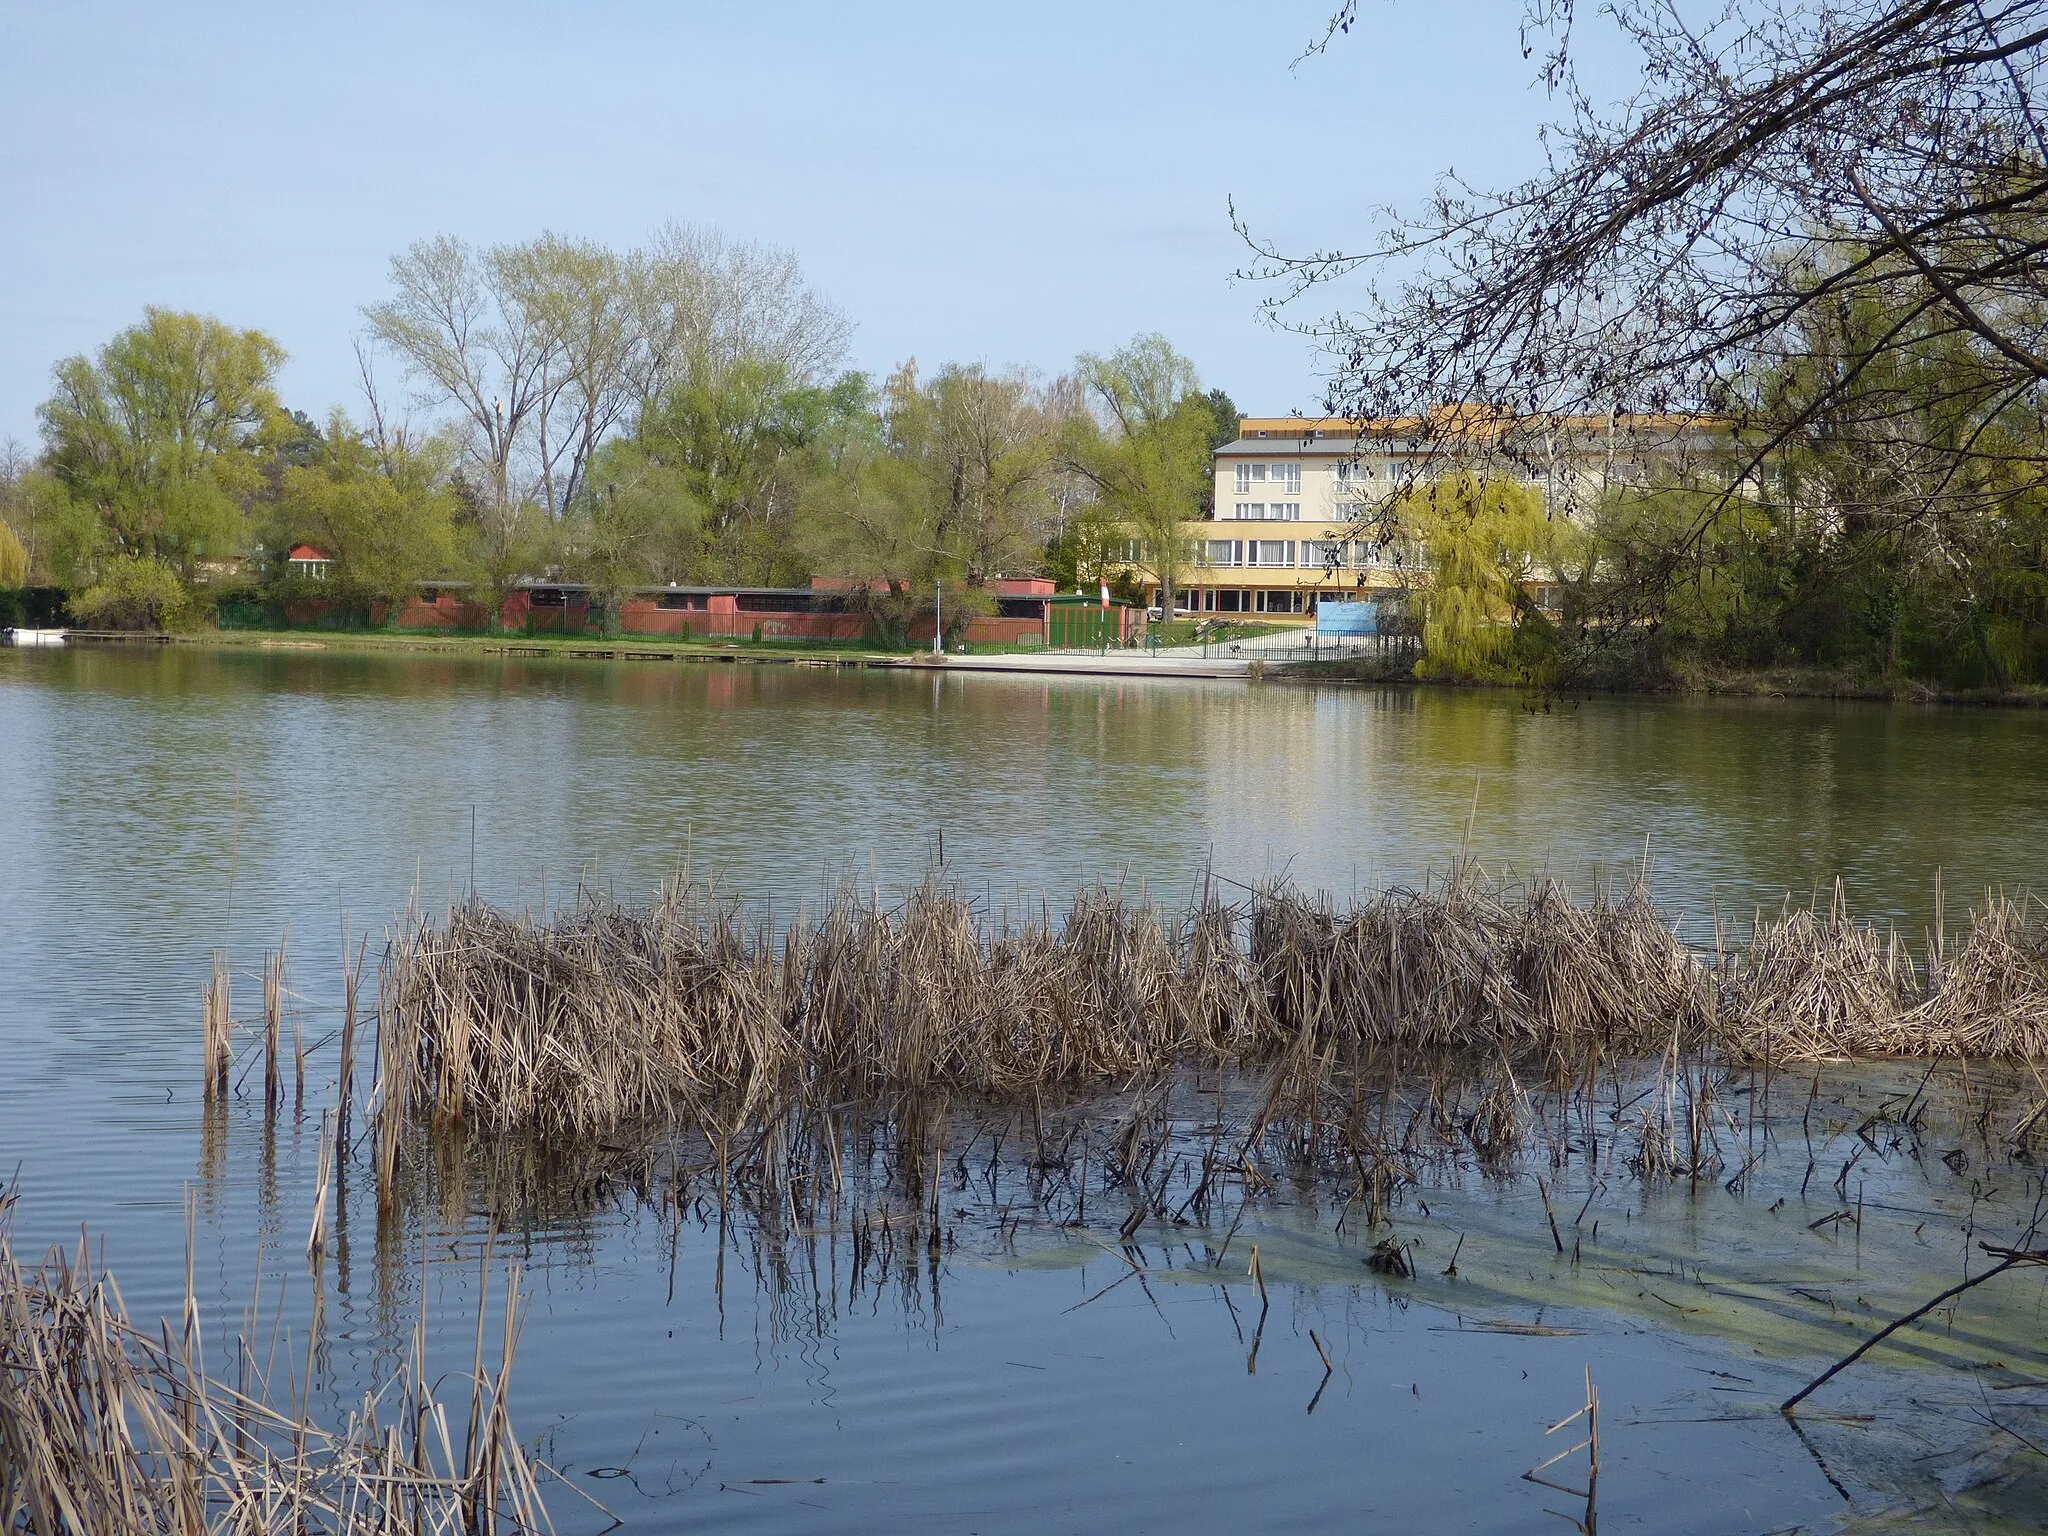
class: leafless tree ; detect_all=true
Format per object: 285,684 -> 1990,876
364,226 -> 851,532
351,340 -> 430,473
1249,1 -> 2048,560
362,236 -> 560,516
494,234 -> 643,516
639,221 -> 852,403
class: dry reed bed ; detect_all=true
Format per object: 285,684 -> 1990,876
372,873 -> 2048,1139
0,1215 -> 558,1534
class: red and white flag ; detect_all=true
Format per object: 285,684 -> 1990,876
1099,581 -> 1111,609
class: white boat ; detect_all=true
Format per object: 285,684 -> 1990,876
3,628 -> 68,646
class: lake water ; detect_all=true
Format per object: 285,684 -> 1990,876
2,644 -> 2046,1533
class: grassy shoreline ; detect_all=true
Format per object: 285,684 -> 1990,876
112,624 -> 918,666
1277,650 -> 2048,706
46,623 -> 2048,705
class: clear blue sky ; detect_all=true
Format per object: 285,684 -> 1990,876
0,1 -> 1598,446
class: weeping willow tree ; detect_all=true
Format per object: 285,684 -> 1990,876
0,521 -> 26,587
1392,472 -> 1580,679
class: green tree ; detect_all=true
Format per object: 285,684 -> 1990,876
564,438 -> 706,623
798,425 -> 953,646
69,554 -> 196,631
1045,499 -> 1134,595
631,360 -> 870,583
1394,472 -> 1573,679
1576,479 -> 1789,673
0,445 -> 84,582
271,414 -> 461,604
466,499 -> 556,630
1071,335 -> 1212,614
0,521 -> 26,587
1194,388 -> 1240,514
886,361 -> 1065,594
38,308 -> 286,571
793,367 -> 1006,646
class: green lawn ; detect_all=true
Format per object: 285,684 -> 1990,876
1146,618 -> 1296,648
185,625 -> 910,664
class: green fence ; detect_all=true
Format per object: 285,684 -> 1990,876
1046,599 -> 1127,648
217,598 -> 384,631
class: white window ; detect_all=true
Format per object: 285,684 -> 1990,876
1207,539 -> 1240,566
1268,502 -> 1300,521
1304,540 -> 1347,568
1249,540 -> 1292,567
1234,463 -> 1266,495
1273,463 -> 1301,495
1233,502 -> 1265,520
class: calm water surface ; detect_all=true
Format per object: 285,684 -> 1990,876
2,646 -> 2046,1533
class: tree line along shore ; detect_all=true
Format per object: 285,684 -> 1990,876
4,212 -> 2047,693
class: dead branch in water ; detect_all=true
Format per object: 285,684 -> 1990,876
1782,1241 -> 2048,1414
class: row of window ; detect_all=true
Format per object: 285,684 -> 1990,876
1198,539 -> 1385,569
1233,461 -> 1410,495
1176,589 -> 1316,615
1226,502 -> 1302,521
1229,463 -> 1578,495
1233,463 -> 1303,494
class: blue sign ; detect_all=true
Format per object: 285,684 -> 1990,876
1316,599 -> 1378,636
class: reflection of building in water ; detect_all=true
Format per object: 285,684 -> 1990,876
1128,411 -> 1741,622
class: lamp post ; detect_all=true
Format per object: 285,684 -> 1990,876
933,579 -> 943,657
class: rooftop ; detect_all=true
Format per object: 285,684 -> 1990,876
1233,409 -> 1733,444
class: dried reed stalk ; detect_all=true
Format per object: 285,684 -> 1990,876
364,872 -> 2048,1143
202,951 -> 231,1100
1729,888 -> 2048,1060
0,1216 -> 561,1534
262,948 -> 284,1108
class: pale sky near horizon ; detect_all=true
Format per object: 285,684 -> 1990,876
0,2 -> 1622,448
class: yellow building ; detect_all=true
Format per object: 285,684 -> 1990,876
1145,412 -> 1737,621
1174,417 -> 1417,620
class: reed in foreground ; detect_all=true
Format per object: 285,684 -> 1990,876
0,1212 -> 560,1535
362,870 -> 2048,1139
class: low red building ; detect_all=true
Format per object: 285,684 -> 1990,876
356,575 -> 1137,647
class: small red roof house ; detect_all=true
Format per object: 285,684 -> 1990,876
286,544 -> 334,580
